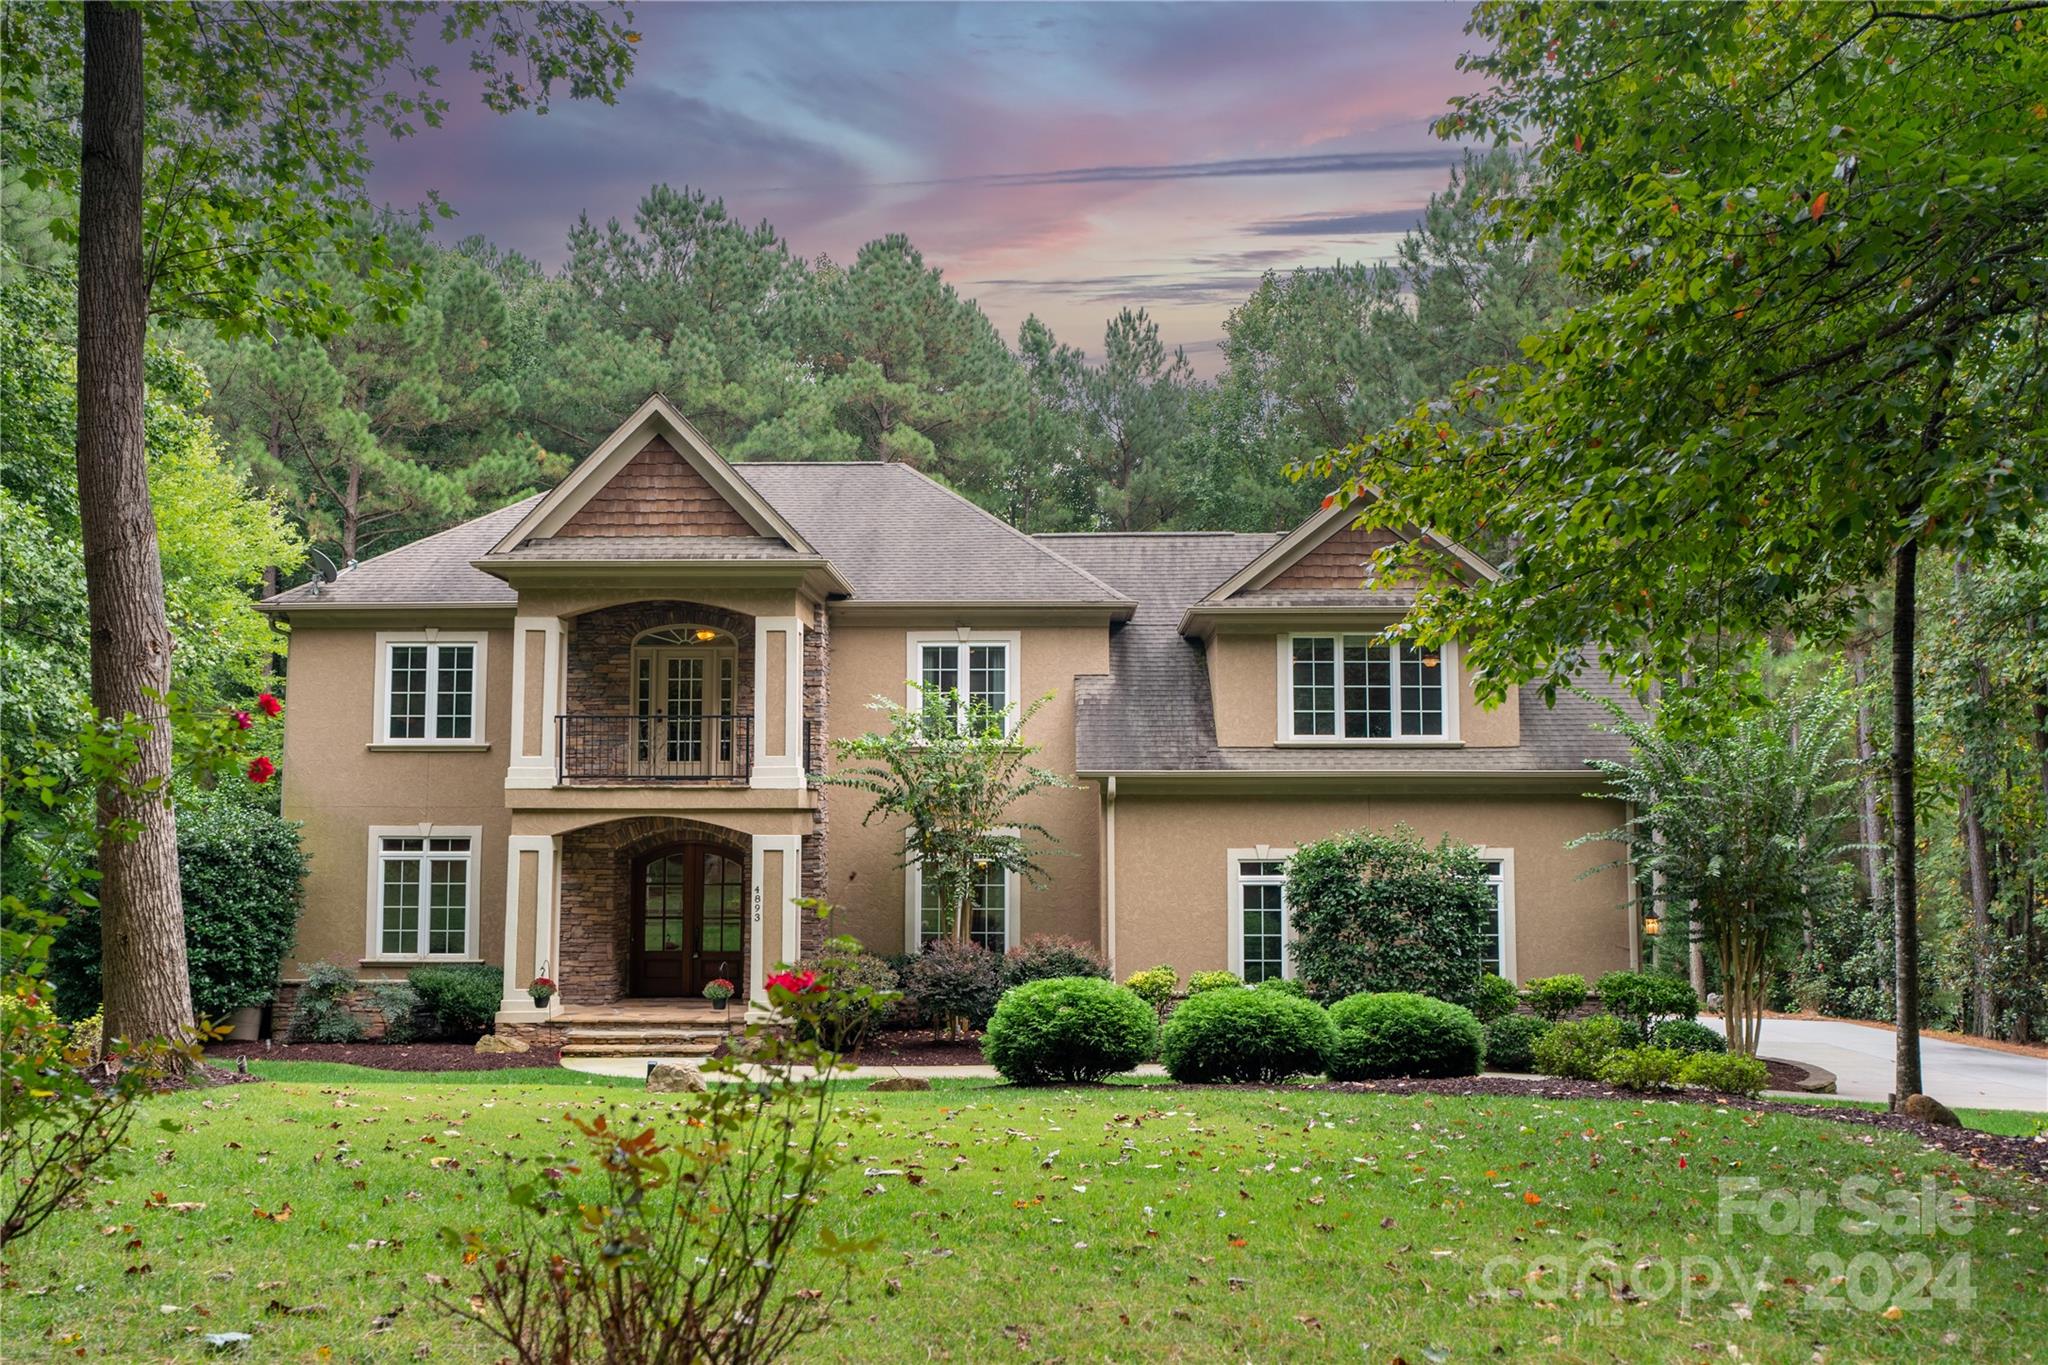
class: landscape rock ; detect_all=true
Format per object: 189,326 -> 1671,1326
474,1034 -> 530,1055
1901,1093 -> 1961,1127
867,1076 -> 933,1092
648,1062 -> 707,1093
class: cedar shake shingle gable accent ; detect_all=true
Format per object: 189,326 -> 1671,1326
556,437 -> 757,538
1264,524 -> 1404,591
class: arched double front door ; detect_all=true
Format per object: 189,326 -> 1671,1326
630,842 -> 746,997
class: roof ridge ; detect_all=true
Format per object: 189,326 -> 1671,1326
885,463 -> 1134,604
348,492 -> 543,567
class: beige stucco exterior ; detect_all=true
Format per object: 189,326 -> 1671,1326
1107,791 -> 1632,985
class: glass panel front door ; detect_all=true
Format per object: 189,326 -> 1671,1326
632,647 -> 730,777
632,843 -> 747,996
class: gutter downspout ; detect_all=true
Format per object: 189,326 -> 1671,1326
1104,776 -> 1118,977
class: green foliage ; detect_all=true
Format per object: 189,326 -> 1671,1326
1650,1020 -> 1727,1057
1002,935 -> 1110,989
406,965 -> 505,1041
1482,1014 -> 1550,1073
1286,827 -> 1494,1005
1594,971 -> 1702,1042
1252,977 -> 1308,999
793,936 -> 902,1054
1322,992 -> 1484,1081
289,962 -> 364,1044
981,977 -> 1159,1085
365,980 -> 423,1045
1185,971 -> 1243,996
1678,1053 -> 1771,1099
899,940 -> 1004,1034
1122,966 -> 1178,1011
1471,973 -> 1520,1024
1531,1015 -> 1632,1081
1158,986 -> 1332,1085
1525,974 -> 1589,1022
1597,1046 -> 1686,1093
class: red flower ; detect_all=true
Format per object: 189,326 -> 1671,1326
529,977 -> 555,990
764,970 -> 822,996
232,710 -> 253,730
246,755 -> 276,784
255,692 -> 283,718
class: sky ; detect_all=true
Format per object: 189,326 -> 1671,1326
365,2 -> 1483,376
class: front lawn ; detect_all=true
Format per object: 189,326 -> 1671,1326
3,1070 -> 2040,1361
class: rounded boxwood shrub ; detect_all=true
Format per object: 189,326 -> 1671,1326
1650,1019 -> 1727,1056
1122,965 -> 1179,1012
1186,970 -> 1243,995
1471,973 -> 1520,1024
1531,1014 -> 1632,1080
1678,1052 -> 1770,1097
1323,992 -> 1484,1080
408,964 -> 504,1040
981,977 -> 1158,1084
1596,1045 -> 1685,1091
1482,1013 -> 1550,1072
1595,970 -> 1699,1039
1253,977 -> 1308,998
1003,935 -> 1110,988
1525,974 -> 1589,1022
1158,986 -> 1332,1084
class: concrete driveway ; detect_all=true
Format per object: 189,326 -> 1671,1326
1705,1016 -> 2047,1110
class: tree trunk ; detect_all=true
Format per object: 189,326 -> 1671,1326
1889,536 -> 1921,1102
78,6 -> 196,1054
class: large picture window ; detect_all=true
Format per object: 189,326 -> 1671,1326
907,836 -> 1016,953
1228,853 -> 1294,983
1286,634 -> 1446,740
372,832 -> 475,959
908,633 -> 1018,734
377,633 -> 485,743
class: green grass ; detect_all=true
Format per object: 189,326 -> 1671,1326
1763,1095 -> 2047,1138
5,1071 -> 2041,1362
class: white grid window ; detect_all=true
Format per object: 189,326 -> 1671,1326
1478,858 -> 1505,976
1288,634 -> 1442,739
378,836 -> 472,957
915,638 -> 1013,734
1237,859 -> 1289,983
382,638 -> 480,742
918,862 -> 1009,952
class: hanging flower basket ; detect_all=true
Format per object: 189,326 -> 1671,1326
702,978 -> 735,1011
528,976 -> 556,1007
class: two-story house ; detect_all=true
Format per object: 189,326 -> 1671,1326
258,394 -> 1639,1037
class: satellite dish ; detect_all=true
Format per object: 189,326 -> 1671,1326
306,548 -> 339,597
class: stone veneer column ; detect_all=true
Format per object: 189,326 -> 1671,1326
506,616 -> 563,789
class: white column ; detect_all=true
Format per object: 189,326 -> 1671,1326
496,834 -> 558,1022
747,834 -> 803,1014
506,615 -> 563,789
750,615 -> 806,790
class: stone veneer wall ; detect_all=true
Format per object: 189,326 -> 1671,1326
564,600 -> 756,722
800,598 -> 830,957
558,816 -> 752,1004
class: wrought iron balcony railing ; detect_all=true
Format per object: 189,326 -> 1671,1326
556,714 -> 751,783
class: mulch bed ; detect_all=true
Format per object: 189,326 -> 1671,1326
202,1041 -> 562,1072
846,1029 -> 989,1067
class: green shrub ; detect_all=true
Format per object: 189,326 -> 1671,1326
1286,827 -> 1495,1005
47,797 -> 307,1022
1531,1014 -> 1632,1079
1122,965 -> 1178,1012
794,936 -> 901,1052
366,980 -> 423,1044
1471,973 -> 1519,1023
1650,1019 -> 1726,1055
1482,1014 -> 1551,1072
1597,1045 -> 1685,1091
981,977 -> 1158,1084
290,961 -> 364,1043
1002,935 -> 1110,988
1158,987 -> 1332,1084
1596,970 -> 1699,1039
1677,1052 -> 1770,1097
1323,992 -> 1484,1080
1186,970 -> 1243,995
1525,974 -> 1589,1022
408,964 -> 504,1040
901,939 -> 1005,1032
1253,977 -> 1308,998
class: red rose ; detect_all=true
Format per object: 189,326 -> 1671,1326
255,692 -> 283,717
246,755 -> 276,784
233,710 -> 253,730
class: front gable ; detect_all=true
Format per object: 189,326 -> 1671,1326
555,437 -> 755,538
1200,492 -> 1499,608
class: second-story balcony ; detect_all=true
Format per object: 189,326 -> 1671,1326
557,713 -> 752,784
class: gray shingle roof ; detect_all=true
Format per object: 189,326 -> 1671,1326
1041,532 -> 1634,775
734,463 -> 1129,605
260,496 -> 540,609
481,535 -> 811,564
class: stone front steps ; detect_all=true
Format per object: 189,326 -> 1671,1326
556,1007 -> 746,1059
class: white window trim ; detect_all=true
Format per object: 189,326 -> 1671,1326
904,629 -> 1022,735
1275,632 -> 1461,746
903,830 -> 1020,953
1478,846 -> 1518,983
1227,846 -> 1296,980
373,630 -> 489,748
364,824 -> 484,964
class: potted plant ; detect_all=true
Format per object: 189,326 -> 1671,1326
527,975 -> 556,1009
702,978 -> 735,1012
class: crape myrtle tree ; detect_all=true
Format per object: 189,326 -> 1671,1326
1305,1 -> 2048,1102
6,1 -> 634,1056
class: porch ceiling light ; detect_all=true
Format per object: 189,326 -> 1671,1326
692,628 -> 720,642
